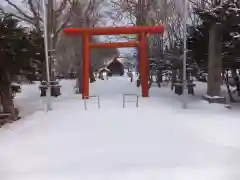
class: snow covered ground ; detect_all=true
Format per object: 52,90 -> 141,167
0,75 -> 240,180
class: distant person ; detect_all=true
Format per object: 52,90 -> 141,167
127,71 -> 133,82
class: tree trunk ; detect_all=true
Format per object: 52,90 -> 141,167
136,0 -> 147,75
207,24 -> 222,97
0,71 -> 16,120
47,0 -> 57,81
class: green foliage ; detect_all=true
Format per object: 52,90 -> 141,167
187,24 -> 209,70
0,12 -> 45,81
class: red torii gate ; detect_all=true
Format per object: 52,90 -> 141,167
64,25 -> 164,99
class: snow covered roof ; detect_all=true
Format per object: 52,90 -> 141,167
98,67 -> 110,72
105,57 -> 124,66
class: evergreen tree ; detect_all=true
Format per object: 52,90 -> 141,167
0,11 -> 44,120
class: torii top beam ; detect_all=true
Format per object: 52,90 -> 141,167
64,25 -> 164,36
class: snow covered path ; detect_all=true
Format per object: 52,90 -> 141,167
0,76 -> 240,180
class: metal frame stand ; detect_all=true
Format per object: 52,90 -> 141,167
123,94 -> 139,108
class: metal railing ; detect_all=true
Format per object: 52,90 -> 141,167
122,94 -> 139,108
83,95 -> 100,110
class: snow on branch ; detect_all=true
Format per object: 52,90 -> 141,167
196,0 -> 240,24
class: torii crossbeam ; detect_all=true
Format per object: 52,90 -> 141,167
64,25 -> 164,99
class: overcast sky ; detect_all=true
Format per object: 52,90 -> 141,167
1,0 -> 22,7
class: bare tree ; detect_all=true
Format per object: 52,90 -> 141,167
56,0 -> 119,91
1,0 -> 71,34
109,0 -> 182,51
1,0 -> 43,32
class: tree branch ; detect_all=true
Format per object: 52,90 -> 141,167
55,0 -> 69,18
3,0 -> 35,22
27,0 -> 41,21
